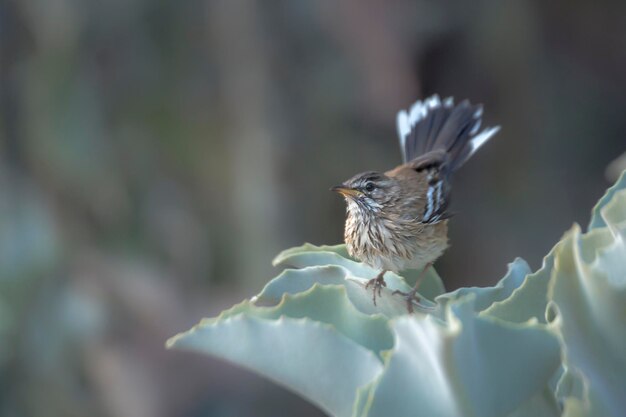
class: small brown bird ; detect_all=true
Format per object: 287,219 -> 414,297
332,95 -> 499,311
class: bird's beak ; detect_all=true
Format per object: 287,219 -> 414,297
331,185 -> 361,197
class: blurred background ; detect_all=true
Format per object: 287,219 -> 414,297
1,1 -> 625,416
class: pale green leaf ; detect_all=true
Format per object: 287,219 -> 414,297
363,297 -> 561,417
436,257 -> 531,315
255,265 -> 433,318
482,249 -> 557,324
168,315 -> 383,417
549,218 -> 626,417
588,170 -> 626,230
272,244 -> 445,300
214,284 -> 394,355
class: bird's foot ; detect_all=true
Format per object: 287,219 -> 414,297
365,273 -> 387,306
392,288 -> 421,314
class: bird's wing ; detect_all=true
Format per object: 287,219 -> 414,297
387,152 -> 452,224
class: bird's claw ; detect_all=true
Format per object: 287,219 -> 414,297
392,289 -> 421,314
365,275 -> 387,306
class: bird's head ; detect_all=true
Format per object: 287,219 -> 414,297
331,171 -> 396,213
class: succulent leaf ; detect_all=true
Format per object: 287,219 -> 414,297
548,190 -> 626,416
168,315 -> 383,417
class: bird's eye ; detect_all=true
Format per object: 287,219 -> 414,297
364,182 -> 375,192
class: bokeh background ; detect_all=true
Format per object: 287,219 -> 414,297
1,1 -> 625,416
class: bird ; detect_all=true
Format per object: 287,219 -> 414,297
331,95 -> 500,312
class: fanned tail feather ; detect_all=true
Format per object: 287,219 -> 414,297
396,95 -> 500,172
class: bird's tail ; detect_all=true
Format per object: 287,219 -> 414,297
396,95 -> 500,172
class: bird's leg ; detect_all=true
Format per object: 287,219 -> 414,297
393,263 -> 431,313
365,270 -> 387,306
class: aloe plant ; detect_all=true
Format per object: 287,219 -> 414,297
168,171 -> 626,417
